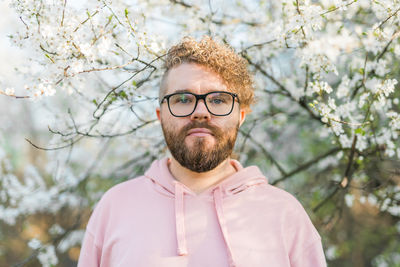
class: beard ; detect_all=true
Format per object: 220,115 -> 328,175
161,120 -> 239,173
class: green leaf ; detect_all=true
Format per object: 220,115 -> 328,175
92,99 -> 98,106
119,91 -> 128,100
45,54 -> 55,63
355,128 -> 366,136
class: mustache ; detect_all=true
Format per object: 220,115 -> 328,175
181,121 -> 221,136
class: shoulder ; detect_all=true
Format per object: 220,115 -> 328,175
262,184 -> 321,240
106,175 -> 147,195
90,176 -> 150,216
85,176 -> 148,230
254,183 -> 306,211
253,183 -> 318,231
97,175 -> 149,206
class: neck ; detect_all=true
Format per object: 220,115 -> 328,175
168,157 -> 237,194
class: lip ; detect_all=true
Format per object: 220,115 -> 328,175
187,128 -> 213,137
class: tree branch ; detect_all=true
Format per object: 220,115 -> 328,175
272,147 -> 342,185
313,135 -> 358,212
239,129 -> 287,176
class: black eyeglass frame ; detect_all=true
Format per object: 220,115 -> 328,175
160,91 -> 240,117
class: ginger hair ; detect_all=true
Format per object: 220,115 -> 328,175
160,36 -> 254,113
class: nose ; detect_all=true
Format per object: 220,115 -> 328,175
190,99 -> 211,121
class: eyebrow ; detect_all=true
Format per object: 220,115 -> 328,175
171,88 -> 231,94
172,89 -> 192,94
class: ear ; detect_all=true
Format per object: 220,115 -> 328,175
239,109 -> 246,127
156,107 -> 161,121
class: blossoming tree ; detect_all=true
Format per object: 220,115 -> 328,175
1,0 -> 399,266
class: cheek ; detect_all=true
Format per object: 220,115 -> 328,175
219,115 -> 240,130
160,111 -> 187,131
160,106 -> 175,123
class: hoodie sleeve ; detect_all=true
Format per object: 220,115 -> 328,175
290,239 -> 326,267
77,192 -> 110,267
284,198 -> 327,267
77,230 -> 101,267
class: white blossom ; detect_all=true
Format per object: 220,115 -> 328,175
311,81 -> 333,95
49,224 -> 65,236
336,101 -> 356,119
328,97 -> 336,110
330,119 -> 344,135
355,134 -> 368,151
387,111 -> 400,130
345,194 -> 355,207
4,88 -> 15,96
28,238 -> 42,250
37,245 -> 58,267
325,245 -> 337,260
57,230 -> 85,253
380,79 -> 397,97
367,194 -> 378,206
387,205 -> 400,216
336,75 -> 350,98
339,134 -> 352,148
358,92 -> 370,108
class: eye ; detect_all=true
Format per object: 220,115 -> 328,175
171,94 -> 193,104
211,98 -> 224,104
208,93 -> 230,105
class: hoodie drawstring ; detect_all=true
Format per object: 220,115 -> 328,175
174,183 -> 236,266
174,182 -> 188,256
213,186 -> 236,267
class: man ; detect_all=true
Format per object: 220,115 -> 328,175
78,36 -> 327,267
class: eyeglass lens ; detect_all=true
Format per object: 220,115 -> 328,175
168,92 -> 234,116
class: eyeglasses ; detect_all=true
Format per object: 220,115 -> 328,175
160,91 -> 239,117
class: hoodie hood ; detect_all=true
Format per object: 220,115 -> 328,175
144,158 -> 268,267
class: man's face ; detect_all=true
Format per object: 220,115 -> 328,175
156,63 -> 246,172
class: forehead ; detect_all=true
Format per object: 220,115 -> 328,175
163,63 -> 229,95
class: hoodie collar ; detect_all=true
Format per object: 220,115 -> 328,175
144,158 -> 267,199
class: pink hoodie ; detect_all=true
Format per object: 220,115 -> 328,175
78,158 -> 326,267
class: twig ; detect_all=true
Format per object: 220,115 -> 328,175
272,147 -> 342,185
25,136 -> 84,151
61,0 -> 67,27
243,53 -> 321,121
376,29 -> 400,61
170,0 -> 193,8
320,0 -> 358,16
313,135 -> 358,212
0,91 -> 30,99
375,7 -> 400,30
92,53 -> 164,120
239,129 -> 287,175
239,39 -> 277,53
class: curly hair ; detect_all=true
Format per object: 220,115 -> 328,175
160,36 -> 254,113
